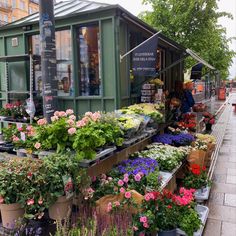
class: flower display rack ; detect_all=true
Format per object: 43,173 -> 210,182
79,146 -> 117,167
194,186 -> 211,202
177,205 -> 209,236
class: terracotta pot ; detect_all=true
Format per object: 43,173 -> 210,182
0,203 -> 24,229
49,196 -> 72,220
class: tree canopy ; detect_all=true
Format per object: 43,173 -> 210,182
140,0 -> 235,79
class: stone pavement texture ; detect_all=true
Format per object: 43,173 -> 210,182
204,94 -> 236,236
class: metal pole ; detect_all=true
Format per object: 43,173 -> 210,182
120,30 -> 162,62
39,0 -> 57,122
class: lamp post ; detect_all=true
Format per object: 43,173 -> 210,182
39,0 -> 58,122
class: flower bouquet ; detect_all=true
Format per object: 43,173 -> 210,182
202,112 -> 215,131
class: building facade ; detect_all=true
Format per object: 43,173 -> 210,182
0,0 -> 38,26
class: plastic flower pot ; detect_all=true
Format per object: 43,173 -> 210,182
205,124 -> 212,131
158,228 -> 176,236
0,203 -> 24,229
49,196 -> 73,220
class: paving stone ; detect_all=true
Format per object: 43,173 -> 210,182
207,204 -> 236,223
216,162 -> 236,169
226,175 -> 236,184
221,222 -> 236,236
209,192 -> 224,205
212,174 -> 226,184
224,194 -> 236,207
227,168 -> 236,176
203,219 -> 221,236
228,157 -> 236,163
214,166 -> 227,175
211,182 -> 236,194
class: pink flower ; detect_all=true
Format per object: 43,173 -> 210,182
140,216 -> 148,223
27,199 -> 34,206
18,127 -> 23,132
58,111 -> 67,117
54,111 -> 60,116
68,128 -> 76,135
114,201 -> 120,206
76,120 -> 87,128
123,176 -> 129,183
134,173 -> 142,182
34,142 -> 41,149
69,115 -> 76,120
124,173 -> 129,178
87,188 -> 95,194
12,135 -> 19,142
85,112 -> 93,117
91,112 -> 101,122
67,119 -> 75,126
143,223 -> 149,228
92,176 -> 96,182
0,196 -> 4,204
144,193 -> 151,201
124,191 -> 131,199
82,116 -> 90,124
118,179 -> 124,186
66,109 -> 74,115
139,233 -> 145,236
133,226 -> 138,231
120,187 -> 125,193
51,116 -> 59,122
38,199 -> 43,205
108,177 -> 113,181
27,172 -> 33,178
37,118 -> 47,126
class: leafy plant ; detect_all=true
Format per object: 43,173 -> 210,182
183,164 -> 209,189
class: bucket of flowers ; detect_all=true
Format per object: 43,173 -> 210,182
183,164 -> 211,201
202,112 -> 215,131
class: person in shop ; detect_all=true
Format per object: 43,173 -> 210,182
181,79 -> 195,114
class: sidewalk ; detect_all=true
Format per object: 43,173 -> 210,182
204,94 -> 236,236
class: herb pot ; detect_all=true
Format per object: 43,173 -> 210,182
48,196 -> 72,220
157,228 -> 176,236
0,203 -> 24,229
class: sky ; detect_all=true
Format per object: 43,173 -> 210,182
58,0 -> 236,78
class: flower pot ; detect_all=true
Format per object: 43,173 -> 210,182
158,229 -> 176,236
205,123 -> 212,131
0,203 -> 24,229
16,149 -> 27,157
48,196 -> 72,220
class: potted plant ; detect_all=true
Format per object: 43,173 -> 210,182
183,164 -> 211,202
202,112 -> 215,131
0,159 -> 32,229
42,152 -> 78,220
175,188 -> 202,236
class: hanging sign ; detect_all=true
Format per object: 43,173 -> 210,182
132,36 -> 158,76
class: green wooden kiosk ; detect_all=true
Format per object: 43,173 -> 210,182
0,0 -> 186,116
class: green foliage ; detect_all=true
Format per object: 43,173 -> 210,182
178,208 -> 202,236
140,0 -> 236,79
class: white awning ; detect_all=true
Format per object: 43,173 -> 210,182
186,48 -> 215,70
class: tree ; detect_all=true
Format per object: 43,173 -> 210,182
140,0 -> 235,79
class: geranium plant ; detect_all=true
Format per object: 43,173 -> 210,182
202,112 -> 215,125
183,164 -> 209,189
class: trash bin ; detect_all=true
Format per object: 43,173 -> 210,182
218,87 -> 226,100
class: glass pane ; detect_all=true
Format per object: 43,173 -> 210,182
30,29 -> 73,97
56,30 -> 73,96
78,25 -> 100,96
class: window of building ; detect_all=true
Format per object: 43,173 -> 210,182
29,7 -> 33,14
12,0 -> 16,8
19,0 -> 25,10
77,24 -> 100,96
12,16 -> 16,22
29,30 -> 73,97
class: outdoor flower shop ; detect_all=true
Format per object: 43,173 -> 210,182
0,0 -> 220,235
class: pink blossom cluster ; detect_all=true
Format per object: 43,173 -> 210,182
139,215 -> 149,228
34,142 -> 41,149
68,127 -> 76,135
12,135 -> 20,142
144,192 -> 156,202
37,118 -> 47,126
174,187 -> 195,206
83,187 -> 95,200
85,111 -> 101,122
106,201 -> 121,213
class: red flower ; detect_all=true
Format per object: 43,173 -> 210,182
64,181 -> 73,192
202,166 -> 206,171
192,169 -> 201,175
167,205 -> 172,209
27,172 -> 33,178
